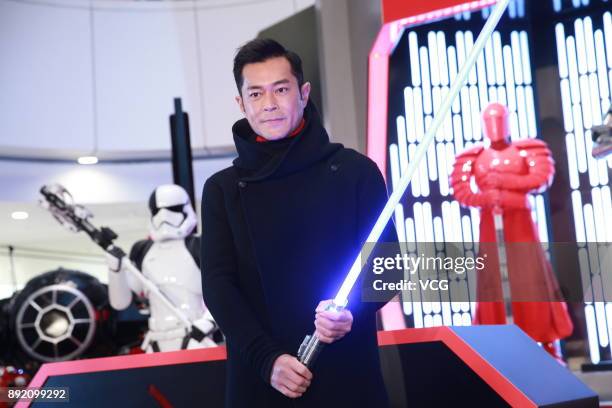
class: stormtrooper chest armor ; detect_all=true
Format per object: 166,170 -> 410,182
141,239 -> 204,330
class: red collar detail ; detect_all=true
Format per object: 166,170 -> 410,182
255,118 -> 306,143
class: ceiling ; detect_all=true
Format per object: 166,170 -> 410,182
0,201 -> 151,256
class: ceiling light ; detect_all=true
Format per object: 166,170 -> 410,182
11,211 -> 29,220
77,156 -> 98,165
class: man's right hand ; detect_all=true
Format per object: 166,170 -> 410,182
270,354 -> 312,398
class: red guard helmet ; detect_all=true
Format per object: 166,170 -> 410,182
482,103 -> 510,143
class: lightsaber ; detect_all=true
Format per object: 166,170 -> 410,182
298,0 -> 512,368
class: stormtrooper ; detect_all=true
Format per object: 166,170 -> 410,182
106,184 -> 218,352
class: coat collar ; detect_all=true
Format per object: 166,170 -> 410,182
231,102 -> 342,181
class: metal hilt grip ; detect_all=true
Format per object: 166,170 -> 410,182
297,333 -> 324,368
297,303 -> 343,368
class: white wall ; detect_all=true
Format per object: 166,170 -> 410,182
0,0 -> 315,159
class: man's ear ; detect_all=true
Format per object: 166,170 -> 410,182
300,82 -> 311,107
235,95 -> 245,114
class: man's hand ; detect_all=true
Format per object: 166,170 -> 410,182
314,300 -> 353,344
270,354 -> 312,399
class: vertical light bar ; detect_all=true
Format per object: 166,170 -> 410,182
408,143 -> 421,197
409,32 -> 422,87
580,75 -> 593,130
445,142 -> 456,196
453,114 -> 465,154
595,302 -> 609,347
536,196 -> 549,242
607,303 -> 612,356
429,32 -> 441,87
588,73 -> 601,126
520,31 -> 532,84
566,133 -> 581,190
428,139 -> 438,182
456,31 -> 466,78
423,202 -> 434,243
405,87 -> 417,144
573,104 -> 588,172
516,86 -> 528,138
485,35 -> 496,85
397,116 -> 409,176
451,201 -> 463,243
592,188 -> 606,242
575,19 -> 588,76
465,31 -> 477,85
602,186 -> 612,242
442,201 -> 454,243
525,87 -> 538,137
561,79 -> 575,132
449,46 -> 460,112
604,13 -> 612,68
572,191 -> 586,242
517,0 -> 525,18
584,18 -> 597,73
583,203 -> 596,242
442,87 -> 454,143
389,144 -> 401,191
461,87 -> 474,141
510,111 -> 520,141
437,144 -> 449,196
511,31 -> 524,84
585,305 -> 602,364
594,31 -> 610,101
470,207 -> 480,243
433,87 -> 444,142
498,86 -> 508,107
438,31 -> 450,87
556,24 -> 569,79
504,45 -> 517,112
567,36 -> 582,105
493,32 -> 505,85
471,86 -> 483,140
477,51 -> 489,107
421,47 -> 433,115
414,88 -> 425,143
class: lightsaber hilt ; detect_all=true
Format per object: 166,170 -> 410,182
297,303 -> 344,368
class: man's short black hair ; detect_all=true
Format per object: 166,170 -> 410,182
233,38 -> 304,95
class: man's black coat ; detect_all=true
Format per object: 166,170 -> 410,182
201,102 -> 394,407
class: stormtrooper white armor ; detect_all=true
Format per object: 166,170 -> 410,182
107,184 -> 218,352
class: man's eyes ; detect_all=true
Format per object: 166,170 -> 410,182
248,87 -> 289,98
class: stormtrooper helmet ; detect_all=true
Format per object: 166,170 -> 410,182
148,185 -> 197,241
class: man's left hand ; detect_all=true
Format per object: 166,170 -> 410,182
314,300 -> 353,344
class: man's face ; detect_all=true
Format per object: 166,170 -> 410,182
236,56 -> 311,141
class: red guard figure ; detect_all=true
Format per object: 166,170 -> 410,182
450,103 -> 573,358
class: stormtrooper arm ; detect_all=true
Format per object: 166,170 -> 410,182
106,242 -> 149,310
450,146 -> 491,208
498,139 -> 555,192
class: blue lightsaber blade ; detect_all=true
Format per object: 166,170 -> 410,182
298,0 -> 512,368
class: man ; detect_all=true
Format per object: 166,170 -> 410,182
201,39 -> 394,407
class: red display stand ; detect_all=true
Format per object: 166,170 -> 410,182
16,326 -> 597,407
